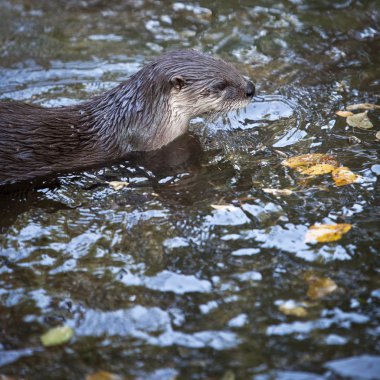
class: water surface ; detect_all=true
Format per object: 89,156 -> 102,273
1,0 -> 380,379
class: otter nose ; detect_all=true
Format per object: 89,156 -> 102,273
246,81 -> 255,98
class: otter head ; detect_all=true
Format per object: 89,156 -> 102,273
122,50 -> 255,151
158,50 -> 255,119
142,50 -> 254,120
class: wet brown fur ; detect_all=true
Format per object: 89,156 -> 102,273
0,50 -> 254,186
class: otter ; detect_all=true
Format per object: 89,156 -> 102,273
0,50 -> 255,186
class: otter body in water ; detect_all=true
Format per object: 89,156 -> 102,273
0,50 -> 255,186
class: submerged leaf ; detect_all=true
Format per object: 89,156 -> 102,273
298,164 -> 336,176
108,181 -> 129,190
282,154 -> 338,169
336,110 -> 354,117
305,223 -> 352,243
262,188 -> 293,196
279,302 -> 308,317
221,370 -> 236,380
332,167 -> 359,186
304,274 -> 338,299
40,325 -> 74,347
86,371 -> 123,380
347,111 -> 373,129
346,103 -> 380,111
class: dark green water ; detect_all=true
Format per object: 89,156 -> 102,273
1,0 -> 380,379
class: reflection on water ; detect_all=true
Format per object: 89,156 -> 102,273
1,0 -> 380,379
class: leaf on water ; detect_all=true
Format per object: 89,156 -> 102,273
108,181 -> 129,190
237,195 -> 257,202
348,136 -> 362,144
376,131 -> 380,141
40,325 -> 74,347
282,154 -> 339,169
86,371 -> 124,380
221,370 -> 236,380
346,103 -> 380,111
278,303 -> 308,317
304,274 -> 338,300
332,167 -> 359,186
211,204 -> 236,211
262,188 -> 293,196
336,110 -> 354,117
305,223 -> 352,243
298,164 -> 336,176
347,111 -> 373,129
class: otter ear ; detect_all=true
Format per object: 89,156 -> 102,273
170,76 -> 185,91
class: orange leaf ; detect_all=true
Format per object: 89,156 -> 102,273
336,110 -> 354,117
332,167 -> 359,186
298,164 -> 336,176
282,154 -> 339,169
305,223 -> 352,243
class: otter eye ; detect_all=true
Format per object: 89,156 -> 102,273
214,81 -> 228,91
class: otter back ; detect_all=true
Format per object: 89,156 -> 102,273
0,50 -> 255,187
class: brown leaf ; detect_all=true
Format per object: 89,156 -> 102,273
346,103 -> 380,111
86,371 -> 123,380
336,110 -> 354,117
262,188 -> 293,196
108,181 -> 129,190
304,274 -> 338,299
279,302 -> 308,317
305,223 -> 352,243
332,167 -> 359,186
347,111 -> 373,129
298,164 -> 336,176
282,154 -> 339,169
221,370 -> 236,380
236,196 -> 257,202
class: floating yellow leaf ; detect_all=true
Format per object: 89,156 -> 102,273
336,110 -> 354,117
298,164 -> 336,176
304,274 -> 338,299
347,111 -> 373,129
279,303 -> 308,317
282,154 -> 338,169
108,181 -> 129,190
86,371 -> 123,380
40,325 -> 74,347
346,103 -> 380,111
262,188 -> 293,196
305,223 -> 352,243
332,167 -> 359,186
376,131 -> 380,141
